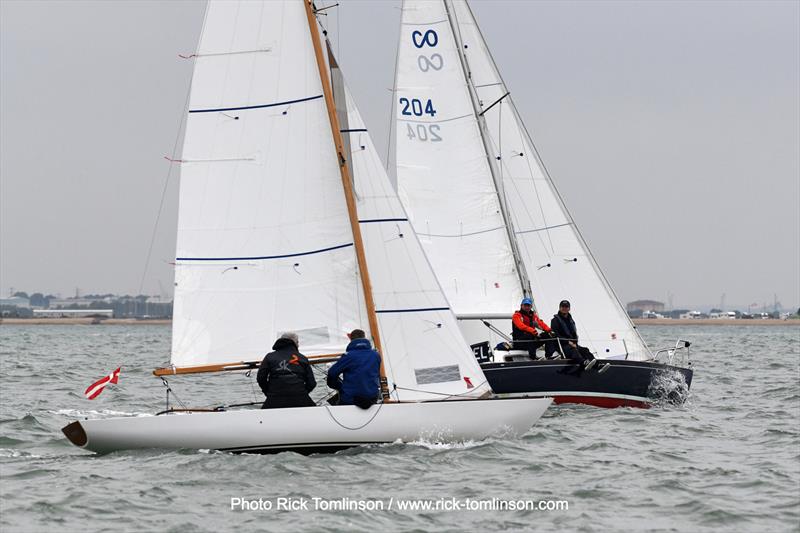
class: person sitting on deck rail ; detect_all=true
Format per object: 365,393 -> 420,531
549,300 -> 609,372
326,329 -> 381,409
257,332 -> 316,409
512,297 -> 555,360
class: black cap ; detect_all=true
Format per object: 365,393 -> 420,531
559,300 -> 571,308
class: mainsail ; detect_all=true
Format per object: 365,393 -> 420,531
171,0 -> 490,399
396,0 -> 651,361
172,0 -> 366,366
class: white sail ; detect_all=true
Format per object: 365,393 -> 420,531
394,0 -> 523,318
396,0 -> 651,361
171,0 -> 367,367
341,83 -> 490,400
172,0 -> 493,399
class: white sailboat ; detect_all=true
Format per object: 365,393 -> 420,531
62,0 -> 551,454
393,0 -> 692,407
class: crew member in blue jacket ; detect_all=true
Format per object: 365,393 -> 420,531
326,329 -> 381,409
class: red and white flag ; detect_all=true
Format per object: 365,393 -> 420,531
84,367 -> 121,400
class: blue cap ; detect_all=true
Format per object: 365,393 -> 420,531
521,297 -> 533,306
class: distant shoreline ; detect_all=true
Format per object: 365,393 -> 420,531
632,318 -> 799,326
1,317 -> 797,326
0,318 -> 171,325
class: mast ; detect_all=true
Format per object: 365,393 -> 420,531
303,0 -> 389,396
442,0 -> 533,302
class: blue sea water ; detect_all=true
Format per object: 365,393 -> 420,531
0,324 -> 798,532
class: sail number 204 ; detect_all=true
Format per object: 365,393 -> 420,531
406,123 -> 442,142
399,98 -> 437,117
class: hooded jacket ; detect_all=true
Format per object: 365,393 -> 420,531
326,338 -> 381,405
257,337 -> 316,397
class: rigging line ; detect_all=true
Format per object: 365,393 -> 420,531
323,402 -> 384,431
385,6 -> 402,175
416,225 -> 505,238
393,379 -> 489,399
395,112 -> 471,124
478,91 -> 510,117
336,0 -> 340,59
515,222 -> 573,235
137,55 -> 198,296
400,18 -> 449,26
179,48 -> 272,59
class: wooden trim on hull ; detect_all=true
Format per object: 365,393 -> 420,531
152,354 -> 341,376
62,421 -> 88,447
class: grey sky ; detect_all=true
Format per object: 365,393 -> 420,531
1,0 -> 798,311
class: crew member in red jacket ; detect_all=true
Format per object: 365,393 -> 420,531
512,297 -> 555,359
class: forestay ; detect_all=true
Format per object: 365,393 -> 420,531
172,0 -> 367,367
395,0 -> 523,318
397,0 -> 651,361
341,82 -> 491,400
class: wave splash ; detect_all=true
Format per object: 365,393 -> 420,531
647,367 -> 691,406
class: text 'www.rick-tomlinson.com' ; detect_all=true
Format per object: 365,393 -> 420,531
231,497 -> 569,512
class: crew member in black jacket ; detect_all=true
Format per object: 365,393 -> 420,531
549,300 -> 607,372
257,332 -> 316,409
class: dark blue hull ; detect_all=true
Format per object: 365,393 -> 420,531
482,359 -> 693,408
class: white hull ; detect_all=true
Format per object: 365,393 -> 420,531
63,397 -> 552,454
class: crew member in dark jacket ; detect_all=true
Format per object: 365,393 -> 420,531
257,332 -> 316,409
512,297 -> 555,359
327,329 -> 381,409
549,300 -> 606,371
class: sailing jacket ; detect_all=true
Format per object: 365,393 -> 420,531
257,338 -> 316,398
512,309 -> 551,341
326,338 -> 381,406
550,312 -> 579,343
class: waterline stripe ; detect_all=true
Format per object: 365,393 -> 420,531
376,307 -> 450,314
189,94 -> 323,114
341,128 -> 368,133
176,242 -> 353,261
